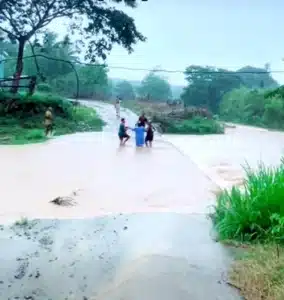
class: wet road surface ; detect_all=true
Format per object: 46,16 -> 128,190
0,214 -> 240,300
0,101 -> 245,299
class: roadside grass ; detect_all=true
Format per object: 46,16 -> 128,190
0,91 -> 104,145
211,161 -> 284,242
229,245 -> 284,300
211,159 -> 284,300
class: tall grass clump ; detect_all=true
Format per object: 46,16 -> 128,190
165,117 -> 224,134
212,159 -> 284,242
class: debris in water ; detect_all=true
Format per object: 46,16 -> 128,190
50,196 -> 76,206
49,189 -> 81,206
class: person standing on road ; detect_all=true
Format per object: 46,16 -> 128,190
44,107 -> 54,137
115,97 -> 121,118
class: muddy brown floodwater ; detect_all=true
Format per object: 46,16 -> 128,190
1,100 -> 283,299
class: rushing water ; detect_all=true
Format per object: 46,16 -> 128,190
90,100 -> 284,189
164,125 -> 284,189
0,101 -> 267,299
1,100 -> 284,224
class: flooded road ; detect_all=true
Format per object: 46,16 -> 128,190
2,100 -> 282,299
165,124 -> 284,189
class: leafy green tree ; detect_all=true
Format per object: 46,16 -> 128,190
0,0 -> 146,92
220,87 -> 266,124
219,87 -> 284,128
115,80 -> 135,100
51,64 -> 110,99
181,65 -> 241,113
138,72 -> 172,101
237,66 -> 278,89
24,31 -> 78,80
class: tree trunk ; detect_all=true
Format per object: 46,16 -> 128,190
10,37 -> 25,94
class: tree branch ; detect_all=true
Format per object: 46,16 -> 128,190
4,8 -> 21,36
0,26 -> 17,39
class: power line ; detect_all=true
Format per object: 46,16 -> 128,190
1,55 -> 284,74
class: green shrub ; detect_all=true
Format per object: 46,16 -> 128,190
212,159 -> 284,242
0,91 -> 104,144
0,90 -> 73,118
165,117 -> 224,134
13,129 -> 46,144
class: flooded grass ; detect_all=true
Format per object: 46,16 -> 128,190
212,159 -> 284,242
211,159 -> 284,299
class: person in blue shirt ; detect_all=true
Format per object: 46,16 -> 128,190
132,122 -> 146,147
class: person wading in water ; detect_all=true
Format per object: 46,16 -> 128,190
138,112 -> 148,127
44,107 -> 53,137
145,122 -> 154,147
118,118 -> 130,145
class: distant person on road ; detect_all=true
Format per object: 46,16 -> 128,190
118,118 -> 130,145
145,122 -> 154,147
44,107 -> 53,137
138,112 -> 148,127
115,97 -> 121,118
132,122 -> 146,147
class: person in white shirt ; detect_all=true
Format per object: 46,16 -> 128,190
114,97 -> 121,118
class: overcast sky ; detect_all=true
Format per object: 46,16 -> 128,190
50,0 -> 284,86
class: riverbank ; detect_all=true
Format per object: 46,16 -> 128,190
0,91 -> 104,145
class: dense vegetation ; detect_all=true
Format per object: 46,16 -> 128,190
220,87 -> 284,129
151,111 -> 223,135
0,91 -> 104,144
0,0 -> 146,143
211,160 -> 284,300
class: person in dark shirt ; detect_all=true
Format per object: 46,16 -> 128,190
138,112 -> 148,127
118,118 -> 130,145
145,122 -> 154,147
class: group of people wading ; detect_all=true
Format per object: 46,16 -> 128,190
42,98 -> 155,148
115,98 -> 154,148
